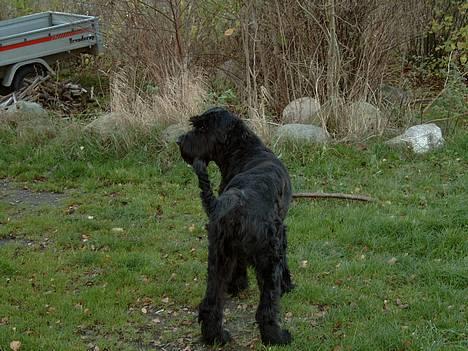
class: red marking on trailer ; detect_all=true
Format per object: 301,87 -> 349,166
0,28 -> 91,52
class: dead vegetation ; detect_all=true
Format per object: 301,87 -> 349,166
1,0 -> 464,139
0,75 -> 91,115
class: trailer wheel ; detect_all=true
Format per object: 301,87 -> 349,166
11,64 -> 46,91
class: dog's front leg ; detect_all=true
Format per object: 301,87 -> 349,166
198,233 -> 232,345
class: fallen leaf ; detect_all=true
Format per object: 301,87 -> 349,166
387,257 -> 398,265
152,318 -> 161,324
300,260 -> 308,268
224,28 -> 235,36
65,204 -> 79,215
396,298 -> 409,309
141,307 -> 148,314
161,297 -> 170,304
10,341 -> 21,351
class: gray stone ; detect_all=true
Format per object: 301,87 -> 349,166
386,123 -> 444,153
348,101 -> 382,125
282,97 -> 321,125
3,101 -> 47,116
379,84 -> 411,107
275,124 -> 328,143
346,101 -> 385,136
85,112 -> 131,136
162,123 -> 191,143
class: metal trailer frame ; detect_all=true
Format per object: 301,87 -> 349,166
0,11 -> 103,88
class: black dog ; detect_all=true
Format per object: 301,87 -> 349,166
177,107 -> 294,346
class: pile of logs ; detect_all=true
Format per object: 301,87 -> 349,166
0,76 -> 91,114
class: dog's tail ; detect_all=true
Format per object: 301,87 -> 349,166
192,159 -> 217,216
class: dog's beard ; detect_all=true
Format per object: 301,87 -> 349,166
179,132 -> 213,165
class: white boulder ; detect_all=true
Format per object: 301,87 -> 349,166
386,123 -> 444,153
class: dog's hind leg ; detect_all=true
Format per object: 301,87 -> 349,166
227,258 -> 249,296
279,224 -> 295,296
254,237 -> 292,345
198,226 -> 233,345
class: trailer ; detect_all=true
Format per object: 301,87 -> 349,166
0,11 -> 103,91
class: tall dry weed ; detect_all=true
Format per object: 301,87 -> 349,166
109,68 -> 208,129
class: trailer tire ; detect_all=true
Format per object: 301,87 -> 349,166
11,64 -> 46,91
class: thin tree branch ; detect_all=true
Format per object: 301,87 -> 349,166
293,192 -> 376,202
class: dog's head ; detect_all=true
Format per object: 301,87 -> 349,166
177,107 -> 245,165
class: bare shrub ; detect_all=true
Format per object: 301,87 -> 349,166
236,0 -> 429,137
3,0 -> 438,140
109,67 -> 208,128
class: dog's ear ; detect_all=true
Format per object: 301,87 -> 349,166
189,114 -> 207,129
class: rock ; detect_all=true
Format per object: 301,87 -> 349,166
386,123 -> 444,153
0,101 -> 56,138
3,101 -> 47,116
275,124 -> 328,143
346,101 -> 385,136
282,97 -> 321,125
379,84 -> 411,107
85,112 -> 132,136
162,123 -> 191,143
348,101 -> 382,126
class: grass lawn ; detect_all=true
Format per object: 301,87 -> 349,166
0,121 -> 466,350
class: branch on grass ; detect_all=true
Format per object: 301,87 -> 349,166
293,192 -> 376,202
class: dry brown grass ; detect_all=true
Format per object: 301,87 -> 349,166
109,68 -> 208,129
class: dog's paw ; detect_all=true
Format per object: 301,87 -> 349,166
261,327 -> 292,346
202,328 -> 231,346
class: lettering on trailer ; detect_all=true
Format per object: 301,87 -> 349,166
69,34 -> 95,44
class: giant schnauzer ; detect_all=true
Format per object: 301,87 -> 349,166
177,107 -> 294,346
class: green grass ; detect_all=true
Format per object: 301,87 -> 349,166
0,121 -> 466,350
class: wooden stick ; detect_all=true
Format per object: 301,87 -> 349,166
293,192 -> 376,202
17,75 -> 49,100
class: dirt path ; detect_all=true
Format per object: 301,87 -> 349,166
0,179 -> 66,207
0,178 -> 66,247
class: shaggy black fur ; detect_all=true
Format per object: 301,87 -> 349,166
177,107 -> 294,346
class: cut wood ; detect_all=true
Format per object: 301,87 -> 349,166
0,75 -> 90,114
293,192 -> 376,202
